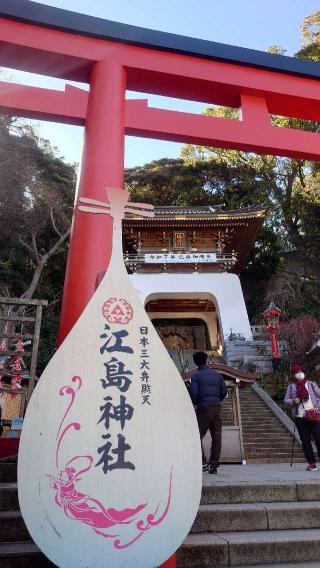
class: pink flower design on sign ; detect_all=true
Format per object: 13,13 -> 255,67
47,375 -> 172,548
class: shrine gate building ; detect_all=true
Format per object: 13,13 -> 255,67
122,204 -> 265,364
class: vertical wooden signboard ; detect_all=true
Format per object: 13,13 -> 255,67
18,188 -> 202,568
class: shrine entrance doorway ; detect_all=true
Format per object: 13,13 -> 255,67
145,296 -> 221,373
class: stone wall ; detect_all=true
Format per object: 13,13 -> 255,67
223,340 -> 273,374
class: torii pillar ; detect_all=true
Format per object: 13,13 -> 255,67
57,60 -> 126,344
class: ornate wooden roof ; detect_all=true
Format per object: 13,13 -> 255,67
123,205 -> 266,273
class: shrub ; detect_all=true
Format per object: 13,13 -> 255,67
279,315 -> 320,374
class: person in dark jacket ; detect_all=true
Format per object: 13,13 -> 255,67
190,351 -> 227,474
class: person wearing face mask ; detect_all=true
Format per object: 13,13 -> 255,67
285,364 -> 320,471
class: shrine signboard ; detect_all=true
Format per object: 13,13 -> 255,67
145,253 -> 218,263
18,188 -> 202,568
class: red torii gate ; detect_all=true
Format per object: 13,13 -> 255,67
1,3 -> 320,564
1,1 -> 320,347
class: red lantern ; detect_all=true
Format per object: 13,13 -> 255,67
263,301 -> 282,370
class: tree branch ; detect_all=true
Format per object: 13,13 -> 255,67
20,227 -> 71,300
31,233 -> 40,263
42,227 -> 71,263
18,237 -> 37,260
49,207 -> 62,237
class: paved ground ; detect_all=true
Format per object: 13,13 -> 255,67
203,463 -> 320,484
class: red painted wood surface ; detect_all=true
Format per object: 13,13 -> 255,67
57,60 -> 126,344
1,17 -> 320,123
0,437 -> 19,458
159,555 -> 176,568
1,83 -> 320,162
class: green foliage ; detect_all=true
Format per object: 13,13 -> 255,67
244,225 -> 284,279
300,11 -> 320,46
126,158 -> 221,206
0,117 -> 76,299
125,155 -> 284,279
0,117 -> 76,373
266,45 -> 287,55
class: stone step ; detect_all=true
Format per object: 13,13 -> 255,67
245,456 -> 305,463
201,482 -> 298,505
241,408 -> 273,411
244,444 -> 299,449
242,426 -> 287,431
247,460 -> 306,466
243,431 -> 288,436
245,447 -> 304,454
0,465 -> 16,484
244,449 -> 303,455
0,512 -> 30,542
6,532 -> 319,568
176,528 -> 320,567
242,423 -> 286,427
243,429 -> 288,434
245,455 -> 304,462
0,542 -> 54,568
202,480 -> 320,505
245,457 -> 304,464
243,434 -> 294,439
242,401 -> 276,405
247,458 -> 306,464
241,409 -> 275,413
240,400 -> 272,404
242,406 -> 275,409
192,500 -> 320,533
244,453 -> 303,460
241,406 -> 279,412
242,419 -> 286,424
0,485 -> 18,512
244,441 -> 300,448
242,418 -> 285,423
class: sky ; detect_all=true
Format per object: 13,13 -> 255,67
2,0 -> 320,168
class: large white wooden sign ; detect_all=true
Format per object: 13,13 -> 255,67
145,253 -> 217,263
18,188 -> 202,568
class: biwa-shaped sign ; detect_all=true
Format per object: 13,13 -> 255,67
18,187 -> 202,568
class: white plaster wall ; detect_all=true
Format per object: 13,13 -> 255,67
130,273 -> 252,341
148,311 -> 218,348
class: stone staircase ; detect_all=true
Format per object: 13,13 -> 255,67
2,457 -> 320,566
238,387 -> 305,464
0,462 -> 54,567
177,474 -> 320,567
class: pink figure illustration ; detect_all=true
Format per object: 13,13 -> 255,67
48,375 -> 172,548
49,457 -> 146,539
